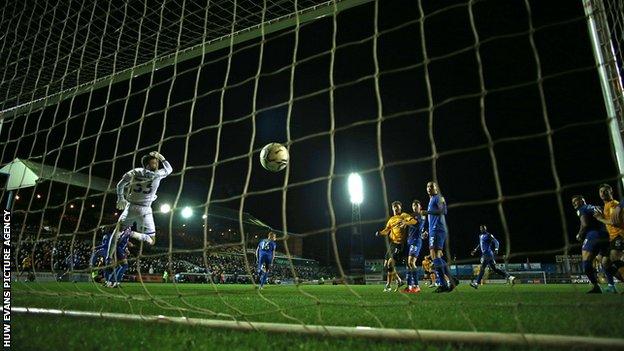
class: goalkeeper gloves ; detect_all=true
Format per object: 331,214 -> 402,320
116,199 -> 128,210
149,151 -> 166,161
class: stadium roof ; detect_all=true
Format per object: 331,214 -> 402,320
0,158 -> 279,232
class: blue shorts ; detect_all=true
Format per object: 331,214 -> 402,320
257,254 -> 272,271
116,247 -> 128,260
480,254 -> 496,265
408,240 -> 422,257
429,230 -> 446,250
582,231 -> 609,256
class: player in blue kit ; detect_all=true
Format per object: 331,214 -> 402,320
256,232 -> 277,289
403,200 -> 426,293
469,225 -> 515,288
97,227 -> 136,288
104,226 -> 133,288
90,228 -> 111,282
420,181 -> 458,293
572,195 -> 610,294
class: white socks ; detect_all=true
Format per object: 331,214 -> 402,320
130,232 -> 155,245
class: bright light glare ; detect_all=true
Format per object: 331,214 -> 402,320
181,206 -> 193,218
160,203 -> 171,214
348,173 -> 364,205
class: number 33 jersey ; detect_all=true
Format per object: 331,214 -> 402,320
117,160 -> 173,206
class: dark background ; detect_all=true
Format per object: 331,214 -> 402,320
1,0 -> 621,267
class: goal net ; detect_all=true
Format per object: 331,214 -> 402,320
2,0 -> 624,348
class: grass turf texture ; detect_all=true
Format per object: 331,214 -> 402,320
11,283 -> 624,350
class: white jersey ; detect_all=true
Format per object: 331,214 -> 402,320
117,160 -> 172,206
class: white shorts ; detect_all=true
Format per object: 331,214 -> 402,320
118,203 -> 155,234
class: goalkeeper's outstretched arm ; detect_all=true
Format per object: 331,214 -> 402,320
150,151 -> 173,177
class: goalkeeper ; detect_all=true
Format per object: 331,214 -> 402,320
107,151 -> 172,262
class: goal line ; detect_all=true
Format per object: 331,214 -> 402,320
13,307 -> 624,350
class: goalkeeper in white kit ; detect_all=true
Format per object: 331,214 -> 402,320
107,151 -> 172,259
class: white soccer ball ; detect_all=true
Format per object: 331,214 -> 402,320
260,142 -> 289,172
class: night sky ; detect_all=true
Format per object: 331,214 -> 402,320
1,0 -> 621,267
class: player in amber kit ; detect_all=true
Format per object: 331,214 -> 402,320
19,255 -> 35,282
377,201 -> 416,292
594,184 -> 624,293
421,255 -> 437,287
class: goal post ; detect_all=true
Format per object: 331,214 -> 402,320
582,0 -> 624,190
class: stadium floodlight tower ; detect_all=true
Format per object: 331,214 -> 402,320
348,173 -> 364,284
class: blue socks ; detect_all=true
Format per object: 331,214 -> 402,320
603,265 -> 615,286
405,270 -> 418,287
476,266 -> 486,284
258,269 -> 268,287
583,260 -> 597,285
114,263 -> 128,283
411,270 -> 418,286
433,258 -> 448,288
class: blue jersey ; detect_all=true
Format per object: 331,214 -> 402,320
257,239 -> 276,256
117,227 -> 132,253
94,234 -> 110,257
407,215 -> 426,245
427,194 -> 447,234
576,204 -> 606,232
478,232 -> 499,257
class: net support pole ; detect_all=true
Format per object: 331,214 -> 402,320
583,0 -> 624,190
4,190 -> 13,209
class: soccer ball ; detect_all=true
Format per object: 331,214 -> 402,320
260,142 -> 289,172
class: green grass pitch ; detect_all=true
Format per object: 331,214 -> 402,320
11,282 -> 624,350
